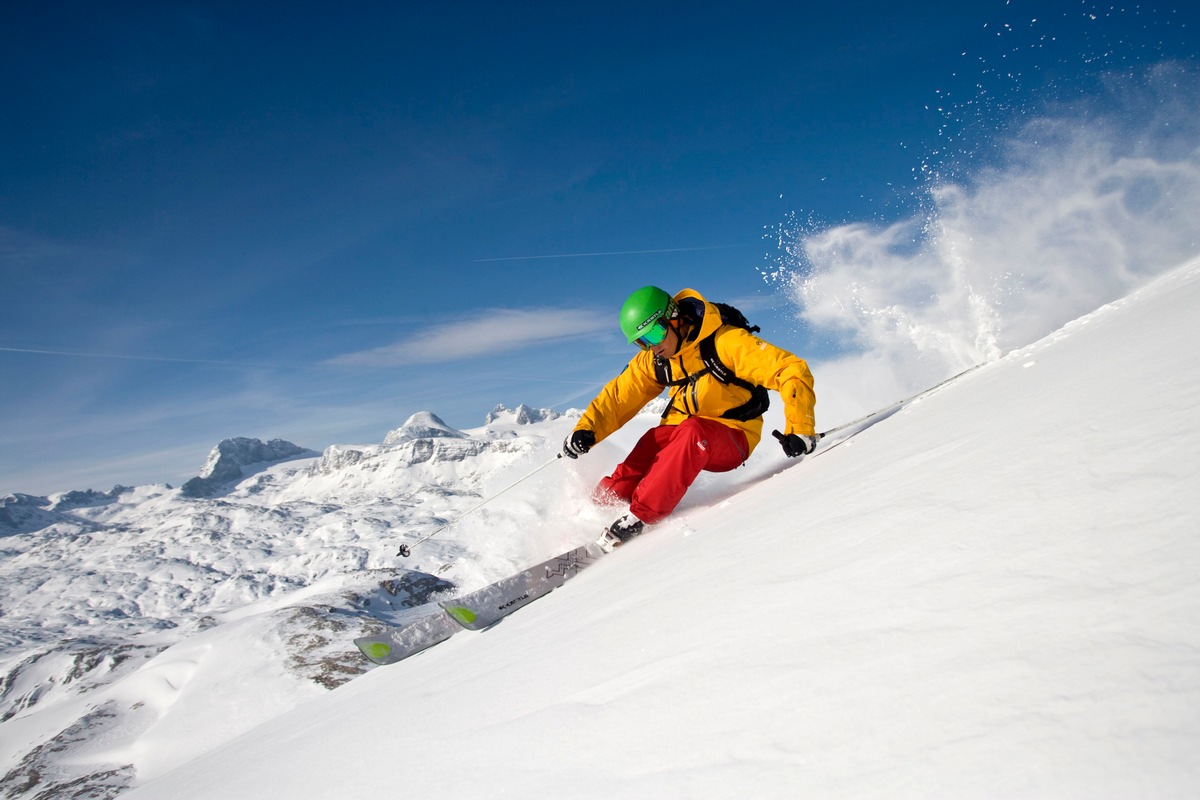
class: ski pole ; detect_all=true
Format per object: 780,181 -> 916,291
397,453 -> 564,557
816,364 -> 982,437
771,364 -> 983,447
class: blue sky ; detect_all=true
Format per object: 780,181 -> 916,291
3,1 -> 1198,495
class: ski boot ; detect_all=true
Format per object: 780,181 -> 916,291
597,514 -> 645,553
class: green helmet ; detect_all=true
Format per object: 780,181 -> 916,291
619,286 -> 677,344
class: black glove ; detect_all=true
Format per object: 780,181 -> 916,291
562,429 -> 596,459
773,429 -> 818,458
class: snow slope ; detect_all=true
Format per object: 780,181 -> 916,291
113,258 -> 1200,799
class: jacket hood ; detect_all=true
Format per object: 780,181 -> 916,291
672,287 -> 722,354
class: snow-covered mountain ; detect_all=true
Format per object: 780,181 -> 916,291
0,405 -> 587,797
179,437 -> 316,498
4,259 -> 1200,799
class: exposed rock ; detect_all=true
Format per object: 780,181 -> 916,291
0,493 -> 54,535
484,403 -> 561,426
181,438 -> 315,498
50,486 -> 131,512
308,446 -> 366,475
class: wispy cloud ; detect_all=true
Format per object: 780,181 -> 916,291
324,307 -> 612,367
473,245 -> 748,263
0,346 -> 295,368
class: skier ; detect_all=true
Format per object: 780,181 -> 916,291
563,286 -> 817,547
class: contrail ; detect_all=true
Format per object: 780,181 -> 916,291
473,244 -> 749,263
0,346 -> 292,368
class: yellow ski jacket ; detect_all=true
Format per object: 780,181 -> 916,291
576,288 -> 816,456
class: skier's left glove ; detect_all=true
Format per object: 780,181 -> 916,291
773,430 -> 818,458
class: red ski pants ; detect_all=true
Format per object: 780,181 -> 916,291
595,417 -> 748,525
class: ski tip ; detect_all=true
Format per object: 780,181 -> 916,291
355,638 -> 393,664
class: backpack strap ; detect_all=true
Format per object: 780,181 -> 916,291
699,335 -> 770,422
652,331 -> 770,422
652,356 -> 706,421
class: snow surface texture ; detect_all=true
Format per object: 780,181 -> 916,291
2,258 -> 1194,798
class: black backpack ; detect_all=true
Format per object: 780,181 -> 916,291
652,302 -> 770,422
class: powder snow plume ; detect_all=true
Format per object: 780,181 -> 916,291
768,63 -> 1200,417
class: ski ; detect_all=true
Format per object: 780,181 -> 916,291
355,542 -> 607,664
439,542 -> 606,630
354,611 -> 460,665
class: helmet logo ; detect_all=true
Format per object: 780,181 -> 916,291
636,311 -> 662,333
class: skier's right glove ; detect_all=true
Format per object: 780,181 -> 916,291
562,429 -> 596,459
773,430 -> 818,458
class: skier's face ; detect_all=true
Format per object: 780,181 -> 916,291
648,321 -> 680,358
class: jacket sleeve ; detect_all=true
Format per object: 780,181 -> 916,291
716,328 -> 817,437
576,354 -> 665,443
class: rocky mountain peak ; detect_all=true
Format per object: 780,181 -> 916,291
181,437 -> 314,498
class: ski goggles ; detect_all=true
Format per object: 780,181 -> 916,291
634,318 -> 670,349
